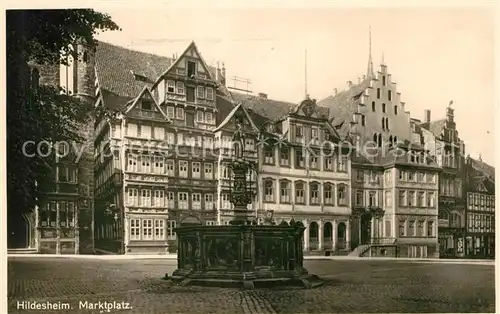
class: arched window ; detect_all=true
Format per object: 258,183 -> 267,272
382,103 -> 386,113
372,101 -> 376,112
295,181 -> 305,204
279,180 -> 291,203
83,51 -> 89,63
309,222 -> 319,239
309,182 -> 320,205
389,135 -> 393,147
378,134 -> 382,147
263,179 -> 275,203
324,183 -> 334,205
337,183 -> 347,206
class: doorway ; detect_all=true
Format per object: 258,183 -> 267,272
8,211 -> 30,248
360,213 -> 371,244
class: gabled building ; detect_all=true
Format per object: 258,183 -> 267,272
232,92 -> 353,254
464,156 -> 495,258
420,104 -> 466,258
91,41 -> 228,254
318,45 -> 441,258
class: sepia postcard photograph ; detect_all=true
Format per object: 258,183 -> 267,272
2,1 -> 497,313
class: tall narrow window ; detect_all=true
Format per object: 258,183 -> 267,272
187,61 -> 196,77
310,182 -> 319,205
264,180 -> 274,202
280,180 -> 290,203
382,76 -> 386,86
394,105 -> 398,115
142,219 -> 153,240
154,219 -> 165,240
295,181 -> 305,204
337,184 -> 347,206
324,183 -> 334,205
388,90 -> 392,101
377,88 -> 381,99
130,219 -> 141,240
382,103 -> 386,113
372,101 -> 376,112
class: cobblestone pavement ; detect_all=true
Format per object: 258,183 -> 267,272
8,257 -> 495,313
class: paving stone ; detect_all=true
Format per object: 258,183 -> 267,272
8,258 -> 495,313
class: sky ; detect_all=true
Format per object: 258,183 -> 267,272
96,6 -> 495,166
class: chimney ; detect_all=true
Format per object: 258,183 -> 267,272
258,92 -> 268,99
333,88 -> 338,95
347,80 -> 353,87
172,53 -> 177,61
478,154 -> 482,161
425,109 -> 431,123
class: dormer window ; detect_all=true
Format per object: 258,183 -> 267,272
167,80 -> 175,93
187,61 -> 196,77
295,125 -> 304,138
266,124 -> 274,133
141,100 -> 153,111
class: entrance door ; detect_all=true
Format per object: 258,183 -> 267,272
360,214 -> 371,244
8,211 -> 29,248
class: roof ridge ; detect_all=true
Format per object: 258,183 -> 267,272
96,40 -> 174,60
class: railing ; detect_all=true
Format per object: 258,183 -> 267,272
369,237 -> 397,245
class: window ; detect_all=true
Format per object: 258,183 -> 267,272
264,180 -> 274,202
427,192 -> 435,207
204,163 -> 213,180
127,188 -> 138,206
394,105 -> 397,114
310,183 -> 319,205
141,189 -> 151,207
399,190 -> 407,206
369,191 -> 376,207
372,101 -> 376,112
130,219 -> 141,240
311,127 -> 319,140
167,80 -> 175,93
154,127 -> 165,140
324,184 -> 334,205
280,147 -> 290,166
179,160 -> 188,178
388,90 -> 392,101
175,81 -> 184,94
418,192 -> 425,207
222,193 -> 231,209
264,146 -> 274,164
197,86 -> 205,99
382,117 -> 385,130
142,219 -> 153,240
176,107 -> 184,120
192,162 -> 201,179
385,118 -> 389,130
408,220 -> 415,236
361,115 -> 366,126
204,194 -> 214,210
427,221 -> 434,236
166,106 -> 175,119
196,111 -> 204,123
205,112 -> 214,124
167,220 -> 177,238
356,170 -> 364,182
382,103 -> 386,113
377,88 -> 381,99
408,172 -> 414,181
280,180 -> 290,203
192,193 -> 201,210
187,61 -> 196,77
399,170 -> 406,181
408,191 -> 416,206
337,184 -> 347,206
295,182 -> 305,204
355,190 -> 364,206
337,155 -> 347,172
178,192 -> 188,209
57,166 -> 77,183
139,155 -> 151,173
295,149 -> 305,168
206,87 -> 214,100
153,156 -> 164,174
166,160 -> 175,176
310,155 -> 319,169
399,220 -> 406,236
324,156 -> 333,171
154,220 -> 165,240
385,191 -> 392,207
167,192 -> 175,209
153,190 -> 164,207
295,125 -> 304,138
382,76 -> 386,86
141,100 -> 153,110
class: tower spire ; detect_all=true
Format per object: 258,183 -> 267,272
305,49 -> 309,98
367,26 -> 374,77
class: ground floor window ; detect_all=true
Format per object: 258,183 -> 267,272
129,218 -> 166,241
408,245 -> 428,258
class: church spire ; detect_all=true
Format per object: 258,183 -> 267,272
367,26 -> 374,77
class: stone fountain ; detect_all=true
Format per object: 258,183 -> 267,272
169,112 -> 323,289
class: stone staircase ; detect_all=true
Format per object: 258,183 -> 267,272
347,244 -> 371,257
8,248 -> 37,255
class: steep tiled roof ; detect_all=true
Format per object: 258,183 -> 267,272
230,91 -> 296,127
317,78 -> 371,138
419,119 -> 446,138
470,157 -> 495,180
94,41 -> 224,107
95,41 -> 173,98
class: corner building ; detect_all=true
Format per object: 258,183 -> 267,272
318,58 -> 441,258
